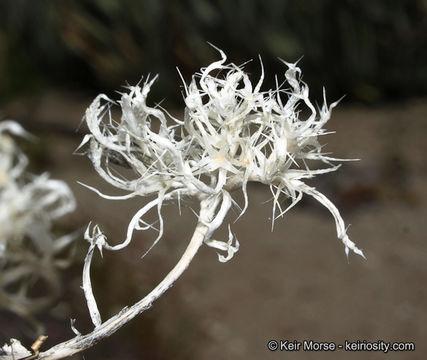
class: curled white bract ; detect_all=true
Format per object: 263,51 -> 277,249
80,49 -> 364,262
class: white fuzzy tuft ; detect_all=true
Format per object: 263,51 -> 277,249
79,49 -> 363,260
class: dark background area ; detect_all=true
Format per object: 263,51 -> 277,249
1,0 -> 427,105
0,1 -> 426,359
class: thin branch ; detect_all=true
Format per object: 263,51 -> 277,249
27,220 -> 208,360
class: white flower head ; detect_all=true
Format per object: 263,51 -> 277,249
80,48 -> 364,261
0,121 -> 77,320
0,50 -> 365,360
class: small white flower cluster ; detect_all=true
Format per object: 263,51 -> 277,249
80,49 -> 364,263
0,50 -> 366,360
0,121 -> 76,320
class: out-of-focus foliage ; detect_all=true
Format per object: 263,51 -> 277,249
0,0 -> 426,103
0,121 -> 76,328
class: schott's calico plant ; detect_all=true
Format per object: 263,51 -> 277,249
80,49 -> 364,260
0,121 -> 76,327
0,50 -> 364,360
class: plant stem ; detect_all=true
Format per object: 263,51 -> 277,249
36,221 -> 208,360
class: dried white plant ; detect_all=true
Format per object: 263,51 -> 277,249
1,49 -> 364,360
0,121 -> 76,329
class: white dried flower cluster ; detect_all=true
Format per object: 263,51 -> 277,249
0,50 -> 366,360
0,121 -> 76,322
81,49 -> 364,261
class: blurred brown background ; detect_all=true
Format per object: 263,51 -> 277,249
1,1 -> 426,359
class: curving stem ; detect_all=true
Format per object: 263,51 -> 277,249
32,219 -> 210,360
